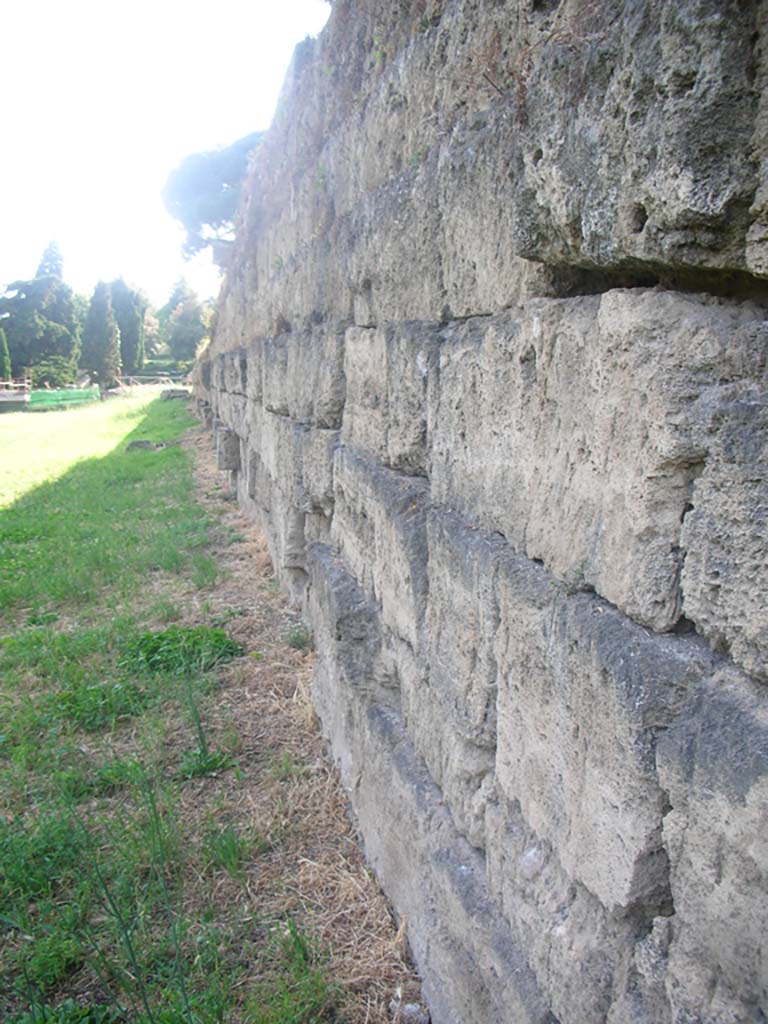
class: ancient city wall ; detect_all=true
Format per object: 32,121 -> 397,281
193,2 -> 768,1020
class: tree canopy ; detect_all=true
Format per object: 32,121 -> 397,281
155,280 -> 210,361
162,132 -> 262,260
0,265 -> 81,383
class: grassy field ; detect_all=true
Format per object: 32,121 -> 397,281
0,396 -> 351,1024
0,392 -> 169,508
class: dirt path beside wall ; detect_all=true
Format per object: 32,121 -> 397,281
184,424 -> 425,1024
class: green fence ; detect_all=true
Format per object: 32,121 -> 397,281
28,386 -> 100,409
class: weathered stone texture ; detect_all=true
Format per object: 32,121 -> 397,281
429,290 -> 766,635
194,1 -> 768,1021
657,670 -> 768,1024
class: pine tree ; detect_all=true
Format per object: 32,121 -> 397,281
110,279 -> 148,374
35,241 -> 64,280
82,282 -> 121,385
0,328 -> 11,381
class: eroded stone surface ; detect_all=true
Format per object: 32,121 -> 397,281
682,388 -> 768,680
429,289 -> 766,634
658,668 -> 768,1024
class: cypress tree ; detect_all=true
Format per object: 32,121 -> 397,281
0,328 -> 11,381
35,241 -> 64,281
110,279 -> 148,374
82,282 -> 121,385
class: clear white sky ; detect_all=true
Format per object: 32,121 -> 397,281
0,0 -> 330,306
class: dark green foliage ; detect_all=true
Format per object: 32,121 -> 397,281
120,625 -> 243,676
154,278 -> 210,362
0,812 -> 84,903
0,265 -> 81,382
81,283 -> 121,385
166,294 -> 208,361
49,678 -> 150,731
110,279 -> 147,375
177,747 -> 235,780
154,281 -> 209,362
162,132 -> 262,259
29,356 -> 79,388
0,327 -> 11,380
7,1000 -> 117,1024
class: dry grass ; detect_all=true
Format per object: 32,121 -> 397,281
176,428 -> 425,1023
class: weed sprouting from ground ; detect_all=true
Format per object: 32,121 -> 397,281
121,625 -> 243,676
7,1000 -> 118,1023
283,623 -> 314,652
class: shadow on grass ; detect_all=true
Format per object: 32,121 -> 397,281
0,397 -> 212,616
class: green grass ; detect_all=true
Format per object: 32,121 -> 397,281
0,390 -> 167,508
0,395 -> 339,1024
0,398 -> 207,613
121,625 -> 243,676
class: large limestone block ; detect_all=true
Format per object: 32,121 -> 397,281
213,391 -> 249,442
657,669 -> 768,1023
215,424 -> 241,472
221,347 -> 247,395
331,448 -> 429,648
211,353 -> 226,391
682,388 -> 768,680
259,412 -> 304,503
306,543 -> 389,701
494,548 -> 716,912
429,289 -> 765,632
380,626 -> 495,851
511,1 -> 761,277
342,322 -> 440,475
301,428 -> 339,518
244,338 -> 264,405
263,327 -> 346,427
412,510 -> 504,846
256,413 -> 338,518
747,5 -> 768,278
486,796 -> 653,1024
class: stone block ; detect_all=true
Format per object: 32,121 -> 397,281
211,353 -> 226,391
214,391 -> 249,441
493,549 -> 716,912
259,411 -> 304,504
222,347 -> 247,395
429,289 -> 765,631
342,322 -> 440,475
331,448 -> 429,648
215,425 -> 241,472
486,797 -> 649,1024
245,337 -> 264,404
657,668 -> 768,1024
262,327 -> 345,427
510,1 -> 760,277
682,387 -> 768,680
301,428 -> 339,517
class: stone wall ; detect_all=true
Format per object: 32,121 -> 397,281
194,2 -> 768,1021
